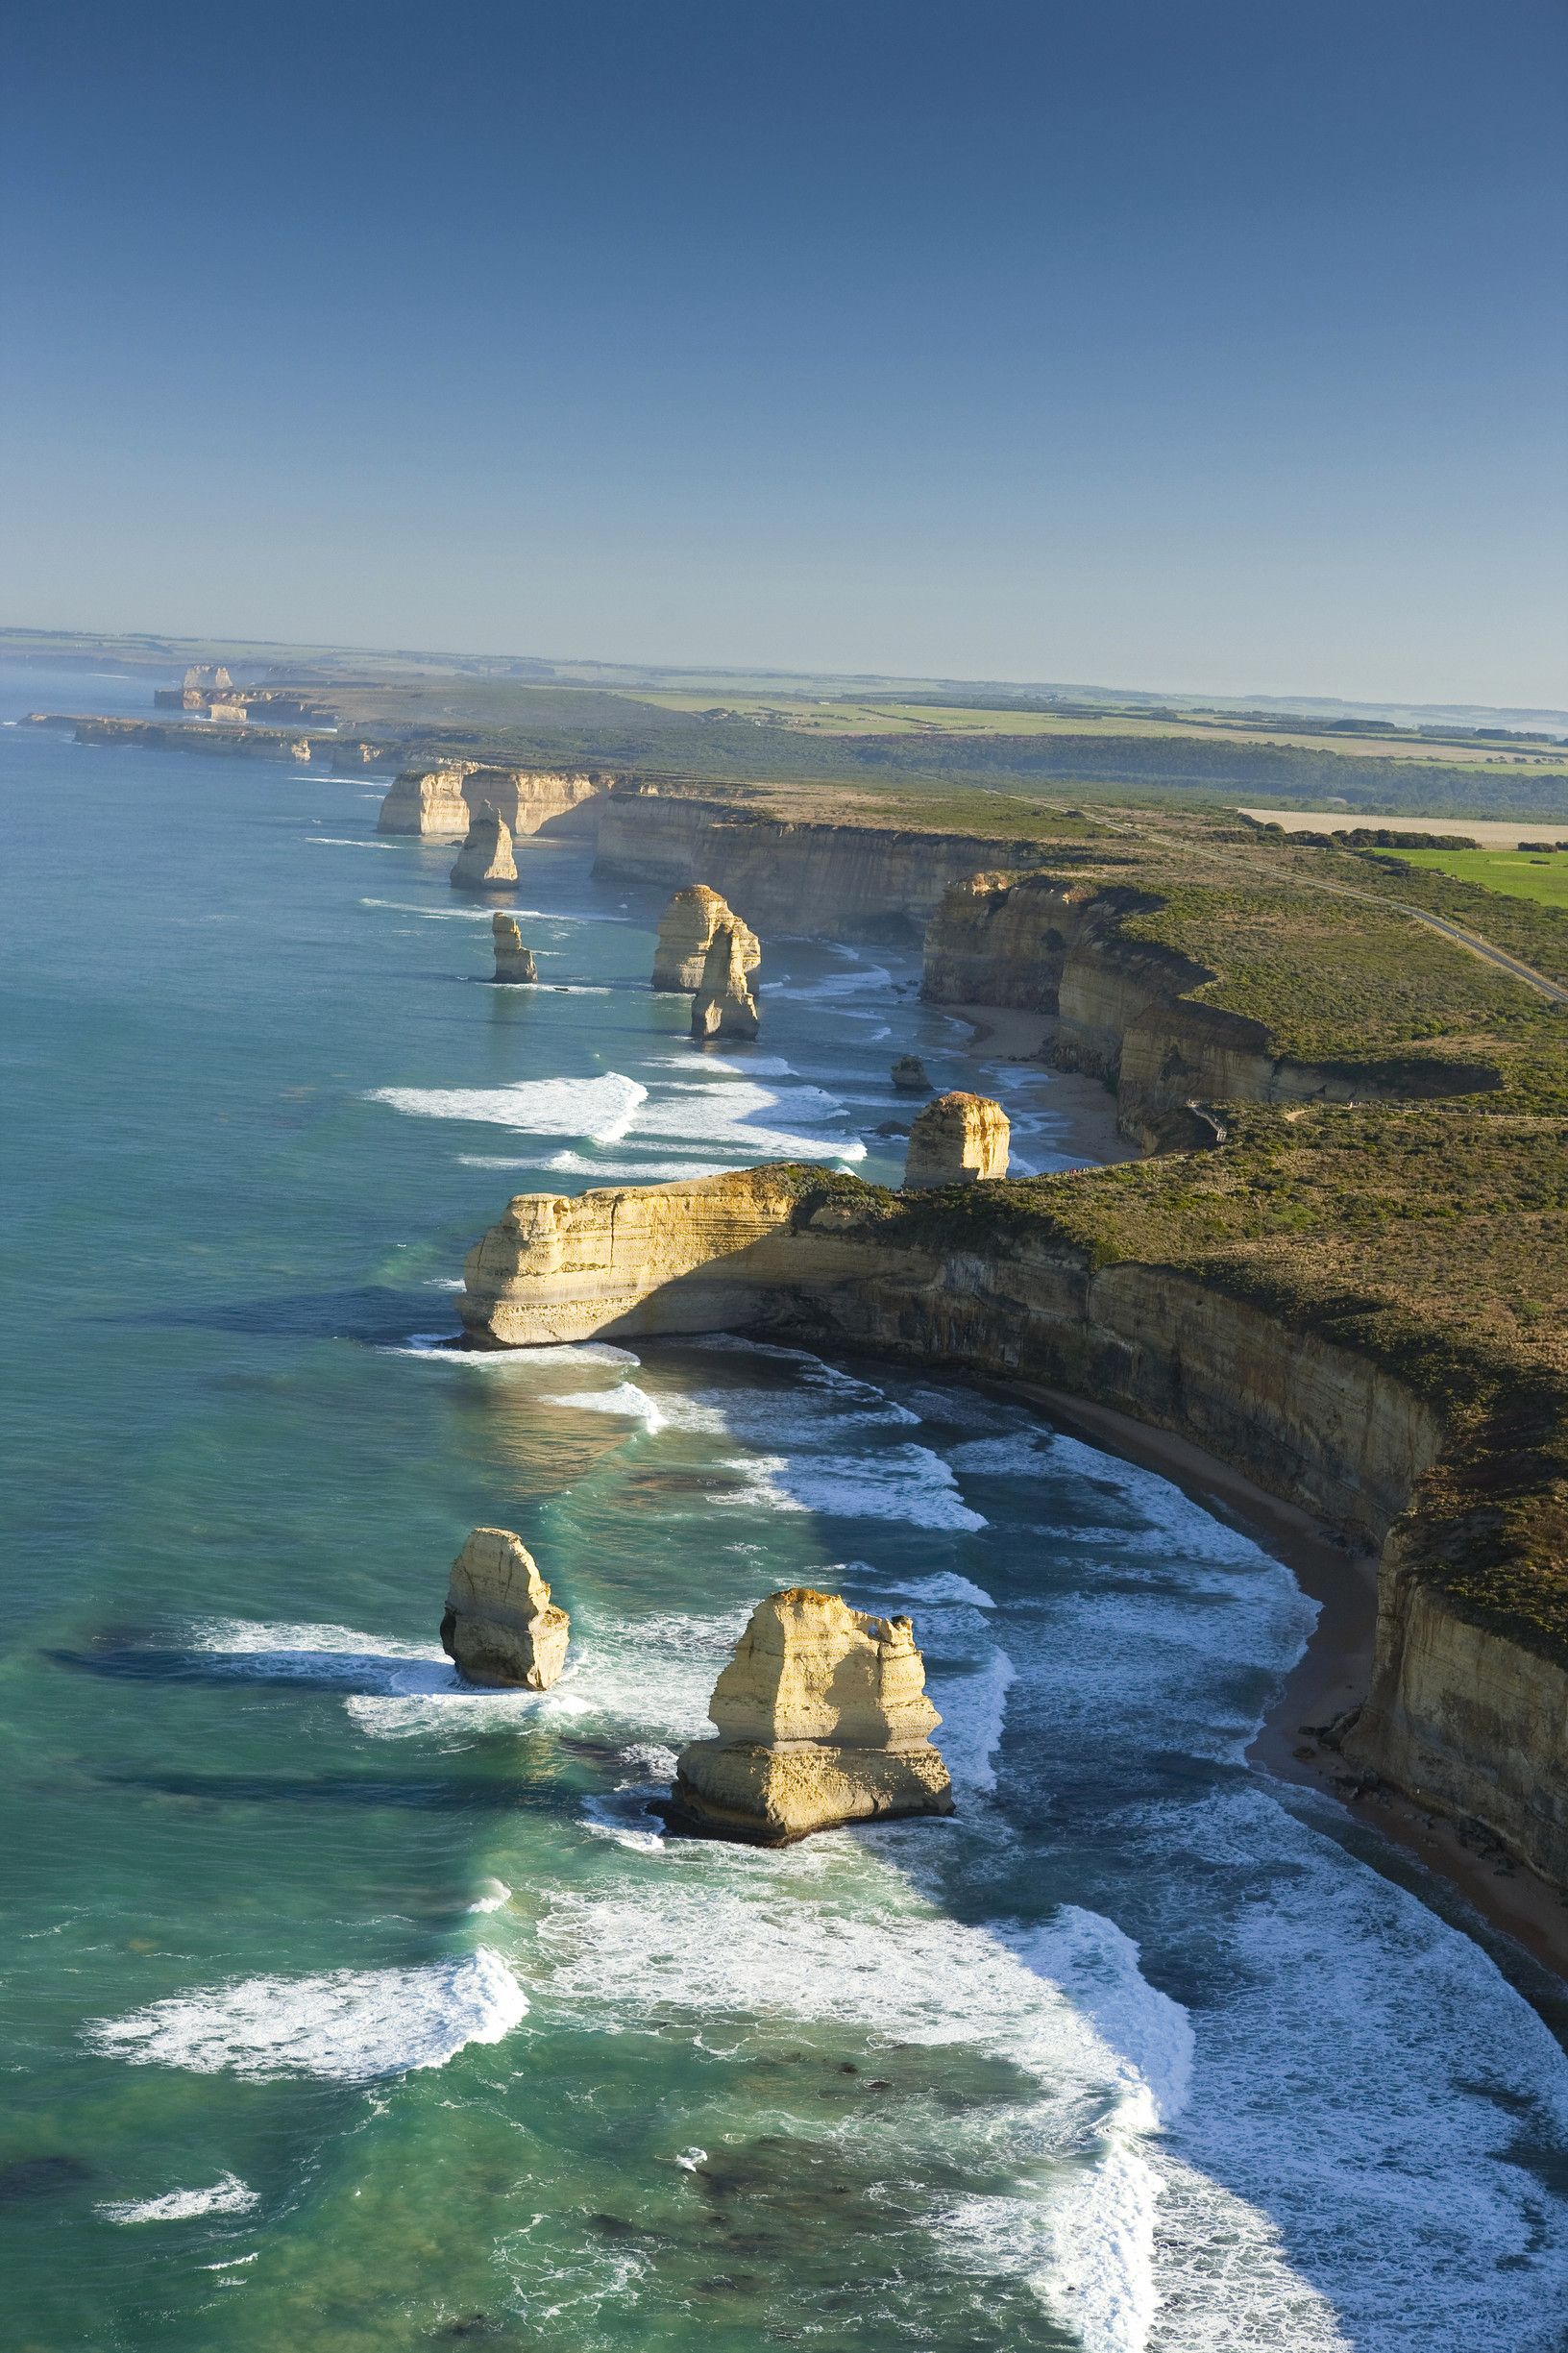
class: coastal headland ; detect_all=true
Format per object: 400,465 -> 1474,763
26,668 -> 1568,1967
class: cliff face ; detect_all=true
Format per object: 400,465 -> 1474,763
923,871 -> 1496,1145
596,796 -> 1053,936
378,764 -> 604,841
455,1165 -> 1568,1890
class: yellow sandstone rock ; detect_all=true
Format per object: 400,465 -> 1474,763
692,922 -> 760,1040
491,914 -> 538,982
451,803 -> 518,890
903,1091 -> 1010,1187
670,1588 -> 954,1842
440,1527 -> 570,1689
652,884 -> 761,992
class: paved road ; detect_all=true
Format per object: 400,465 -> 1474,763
1093,812 -> 1568,1009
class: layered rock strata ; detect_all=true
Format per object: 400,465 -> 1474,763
491,915 -> 538,983
651,885 -> 761,992
691,923 -> 760,1040
903,1092 -> 1010,1187
923,870 -> 1499,1147
379,764 -> 604,841
596,794 -> 1061,936
451,804 -> 517,890
440,1527 -> 570,1689
378,762 -> 481,839
455,1164 -> 1566,1892
669,1587 -> 953,1842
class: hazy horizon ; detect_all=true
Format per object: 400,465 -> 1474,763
3,0 -> 1564,705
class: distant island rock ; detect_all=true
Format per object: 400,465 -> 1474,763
891,1054 -> 932,1092
440,1528 -> 569,1689
668,1587 -> 953,1842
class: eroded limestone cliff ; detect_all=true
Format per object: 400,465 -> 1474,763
670,1587 -> 953,1842
596,795 -> 1055,935
379,763 -> 604,842
922,870 -> 1498,1146
455,1164 -> 1566,1890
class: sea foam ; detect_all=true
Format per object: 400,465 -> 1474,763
86,1949 -> 526,2081
96,2174 -> 259,2225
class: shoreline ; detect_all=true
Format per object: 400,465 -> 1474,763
1009,1381 -> 1568,1990
939,1001 -> 1568,1985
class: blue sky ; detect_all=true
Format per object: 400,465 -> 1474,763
3,0 -> 1563,702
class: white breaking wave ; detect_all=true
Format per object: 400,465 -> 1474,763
96,2174 -> 259,2224
455,1152 -> 740,1181
86,1949 -> 526,2082
530,1862 -> 1193,2353
721,1444 -> 987,1532
544,1381 -> 669,1433
306,836 -> 402,848
367,1071 -> 648,1141
928,1650 -> 1017,1793
379,1334 -> 639,1366
370,1065 -> 866,1164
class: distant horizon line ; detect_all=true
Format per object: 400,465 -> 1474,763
1,621 -> 1564,729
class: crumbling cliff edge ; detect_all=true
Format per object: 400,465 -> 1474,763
457,1164 -> 1568,1910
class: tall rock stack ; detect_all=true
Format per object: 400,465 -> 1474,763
451,803 -> 518,890
491,914 -> 538,983
691,922 -> 761,1040
903,1091 -> 1010,1188
669,1588 -> 953,1843
440,1527 -> 570,1689
652,885 -> 761,992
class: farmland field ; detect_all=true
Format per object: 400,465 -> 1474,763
1393,846 -> 1568,909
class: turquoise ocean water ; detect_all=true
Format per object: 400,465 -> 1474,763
3,672 -> 1567,2353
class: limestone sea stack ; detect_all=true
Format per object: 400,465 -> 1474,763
492,914 -> 538,983
670,1588 -> 953,1843
692,922 -> 760,1040
891,1054 -> 932,1093
440,1527 -> 570,1689
451,803 -> 518,891
903,1091 -> 1010,1188
652,885 -> 761,993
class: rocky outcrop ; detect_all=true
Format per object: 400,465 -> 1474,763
451,804 -> 517,890
378,762 -> 482,838
651,885 -> 761,992
596,794 -> 1062,936
491,915 -> 538,982
903,1092 -> 1010,1187
891,1055 -> 932,1093
691,924 -> 760,1040
668,1588 -> 953,1842
440,1527 -> 570,1688
379,763 -> 603,842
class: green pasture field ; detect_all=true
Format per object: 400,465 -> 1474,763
1392,846 -> 1568,910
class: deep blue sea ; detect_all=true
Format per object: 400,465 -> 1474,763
3,668 -> 1567,2353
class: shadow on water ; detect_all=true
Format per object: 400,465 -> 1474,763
97,1768 -> 583,1816
86,1284 -> 429,1343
